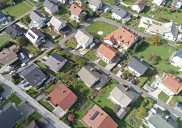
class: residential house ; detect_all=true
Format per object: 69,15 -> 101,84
171,0 -> 182,8
69,4 -> 87,20
170,48 -> 182,68
128,56 -> 150,77
5,24 -> 27,40
25,117 -> 49,128
104,27 -> 139,50
48,83 -> 77,111
145,107 -> 178,128
47,16 -> 71,36
108,84 -> 136,119
0,102 -> 23,128
75,30 -> 93,49
29,10 -> 47,28
155,73 -> 182,96
58,0 -> 67,3
88,0 -> 102,12
78,65 -> 100,88
0,45 -> 20,67
97,43 -> 119,64
0,10 -> 6,23
45,52 -> 67,72
25,29 -> 46,48
83,105 -> 118,128
20,63 -> 48,87
132,0 -> 146,13
152,0 -> 166,6
43,0 -> 59,15
111,6 -> 127,21
146,20 -> 178,41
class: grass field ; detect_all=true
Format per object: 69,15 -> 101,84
2,2 -> 32,19
0,33 -> 13,46
169,91 -> 182,107
1,94 -> 22,107
158,91 -> 170,103
98,60 -> 107,67
85,21 -> 118,38
38,99 -> 55,112
84,51 -> 97,61
177,118 -> 182,128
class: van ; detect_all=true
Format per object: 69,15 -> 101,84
21,63 -> 26,67
20,52 -> 25,59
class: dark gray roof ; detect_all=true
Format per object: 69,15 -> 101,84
29,10 -> 45,23
45,52 -> 67,72
0,10 -> 5,19
17,102 -> 34,118
174,48 -> 182,59
21,64 -> 47,87
128,56 -> 150,75
171,22 -> 178,39
43,0 -> 57,10
5,24 -> 27,40
111,6 -> 127,17
0,102 -> 23,128
88,0 -> 102,7
78,65 -> 100,87
148,108 -> 178,128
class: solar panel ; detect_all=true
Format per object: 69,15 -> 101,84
90,111 -> 99,120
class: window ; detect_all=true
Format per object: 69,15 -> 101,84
28,32 -> 35,39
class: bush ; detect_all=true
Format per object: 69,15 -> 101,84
79,14 -> 86,22
137,106 -> 148,118
70,20 -> 80,29
23,15 -> 31,23
145,97 -> 154,104
16,37 -> 28,46
80,88 -> 85,94
78,59 -> 85,68
45,49 -> 55,57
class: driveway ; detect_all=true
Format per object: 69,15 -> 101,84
148,88 -> 161,99
17,51 -> 30,64
93,74 -> 110,90
17,81 -> 32,91
44,39 -> 54,48
0,65 -> 10,73
105,55 -> 121,71
0,82 -> 13,98
52,106 -> 66,118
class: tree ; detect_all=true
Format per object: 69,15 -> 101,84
133,43 -> 139,52
149,33 -> 161,46
79,14 -> 86,22
145,97 -> 154,104
137,106 -> 148,118
73,84 -> 79,90
78,59 -> 85,68
113,104 -> 121,113
147,53 -> 158,62
53,43 -> 61,51
72,55 -> 81,62
23,15 -> 31,23
80,88 -> 85,94
16,36 -> 27,46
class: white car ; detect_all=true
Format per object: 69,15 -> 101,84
21,80 -> 26,84
10,70 -> 16,75
21,63 -> 26,67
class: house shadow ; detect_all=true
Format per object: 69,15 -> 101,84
142,5 -> 151,14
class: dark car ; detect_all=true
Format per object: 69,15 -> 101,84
0,97 -> 4,103
127,78 -> 131,82
177,101 -> 182,107
24,84 -> 30,88
120,68 -> 124,72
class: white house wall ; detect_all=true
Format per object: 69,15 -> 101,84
171,56 -> 182,68
104,40 -> 114,46
156,83 -> 175,96
112,13 -> 122,20
128,66 -> 141,77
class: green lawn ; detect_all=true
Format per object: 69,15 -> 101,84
158,91 -> 170,103
0,33 -> 13,47
169,91 -> 182,107
84,51 -> 97,61
38,99 -> 55,112
102,0 -> 118,5
16,111 -> 42,128
26,88 -> 38,98
28,0 -> 44,6
177,118 -> 182,128
75,120 -> 87,128
1,94 -> 22,107
0,85 -> 4,93
98,60 -> 108,67
85,21 -> 118,38
43,83 -> 58,95
65,37 -> 77,49
123,0 -> 136,5
2,2 -> 32,19
134,42 -> 180,76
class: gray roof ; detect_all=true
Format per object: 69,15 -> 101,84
5,24 -> 27,40
110,84 -> 135,108
78,65 -> 100,87
88,0 -> 102,7
128,56 -> 150,75
0,102 -> 23,128
43,0 -> 57,10
75,30 -> 93,46
174,48 -> 182,59
45,52 -> 67,72
116,108 -> 127,120
148,108 -> 178,128
21,64 -> 47,87
48,16 -> 66,30
111,6 -> 127,17
0,10 -> 5,19
17,102 -> 34,118
171,22 -> 178,39
29,10 -> 45,23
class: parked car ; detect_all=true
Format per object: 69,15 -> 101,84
10,70 -> 16,75
21,63 -> 26,67
129,79 -> 133,83
177,101 -> 182,107
42,58 -> 46,62
24,83 -> 30,88
0,96 -> 4,103
127,78 -> 131,82
21,80 -> 26,84
120,68 -> 124,72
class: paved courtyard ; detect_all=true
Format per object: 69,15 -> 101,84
52,106 -> 66,118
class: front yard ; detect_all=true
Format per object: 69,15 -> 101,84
38,99 -> 55,112
0,33 -> 13,47
26,88 -> 39,98
98,60 -> 108,67
1,93 -> 22,107
2,2 -> 32,19
169,91 -> 182,107
84,51 -> 97,61
65,37 -> 77,49
158,91 -> 170,103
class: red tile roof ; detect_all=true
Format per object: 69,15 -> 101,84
68,114 -> 74,121
97,43 -> 118,61
161,74 -> 182,95
83,105 -> 118,128
104,27 -> 139,48
69,4 -> 85,16
49,83 -> 77,111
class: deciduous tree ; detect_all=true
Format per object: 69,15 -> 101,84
149,33 -> 161,46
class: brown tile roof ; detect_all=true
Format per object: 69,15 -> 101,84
104,27 -> 139,48
49,83 -> 77,111
83,105 -> 118,128
133,0 -> 146,9
31,29 -> 45,37
161,74 -> 182,95
69,4 -> 85,16
97,43 -> 118,61
0,45 -> 18,64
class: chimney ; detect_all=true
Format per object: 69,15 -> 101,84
99,113 -> 103,116
173,76 -> 176,79
90,68 -> 93,71
130,35 -> 132,37
118,8 -> 120,10
62,90 -> 66,92
166,115 -> 169,119
122,30 -> 124,32
141,59 -> 143,61
57,62 -> 59,65
125,88 -> 128,91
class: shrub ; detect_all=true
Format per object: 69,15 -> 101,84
45,49 -> 55,57
137,106 -> 148,118
23,15 -> 31,23
78,59 -> 85,68
145,97 -> 154,104
80,88 -> 85,94
70,20 -> 80,29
